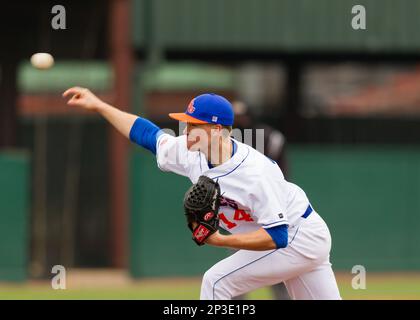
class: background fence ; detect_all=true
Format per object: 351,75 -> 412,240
0,152 -> 29,281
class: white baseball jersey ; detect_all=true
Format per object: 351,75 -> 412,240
156,133 -> 311,236
155,133 -> 341,300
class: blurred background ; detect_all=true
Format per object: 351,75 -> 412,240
1,0 -> 420,299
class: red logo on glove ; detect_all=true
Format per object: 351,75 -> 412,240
193,225 -> 210,243
203,212 -> 214,221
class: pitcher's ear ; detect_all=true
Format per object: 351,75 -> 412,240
210,125 -> 221,137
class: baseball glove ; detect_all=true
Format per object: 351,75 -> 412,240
183,175 -> 221,246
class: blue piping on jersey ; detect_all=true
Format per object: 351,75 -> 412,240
209,147 -> 250,180
289,226 -> 300,245
302,204 -> 313,218
199,152 -> 203,173
212,249 -> 278,300
265,155 -> 277,164
262,221 -> 286,228
284,204 -> 312,245
207,140 -> 237,169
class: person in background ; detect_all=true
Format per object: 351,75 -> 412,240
232,100 -> 291,300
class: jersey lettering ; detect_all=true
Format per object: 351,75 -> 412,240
218,213 -> 237,229
233,209 -> 254,222
219,210 -> 254,229
220,197 -> 239,210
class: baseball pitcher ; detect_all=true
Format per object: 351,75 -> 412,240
63,87 -> 341,300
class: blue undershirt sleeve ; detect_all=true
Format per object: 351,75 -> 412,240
264,224 -> 288,249
129,117 -> 163,155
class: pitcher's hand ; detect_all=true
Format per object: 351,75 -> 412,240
63,87 -> 105,112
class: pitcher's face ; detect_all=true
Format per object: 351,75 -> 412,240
184,123 -> 221,151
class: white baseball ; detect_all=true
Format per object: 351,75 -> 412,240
30,53 -> 54,70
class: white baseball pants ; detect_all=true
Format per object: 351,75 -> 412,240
200,211 -> 342,300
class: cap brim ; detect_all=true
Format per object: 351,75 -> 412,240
168,113 -> 208,124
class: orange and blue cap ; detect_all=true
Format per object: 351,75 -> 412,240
169,93 -> 234,126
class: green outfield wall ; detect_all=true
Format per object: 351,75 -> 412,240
289,145 -> 420,272
130,145 -> 420,277
0,151 -> 29,281
18,61 -> 113,93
